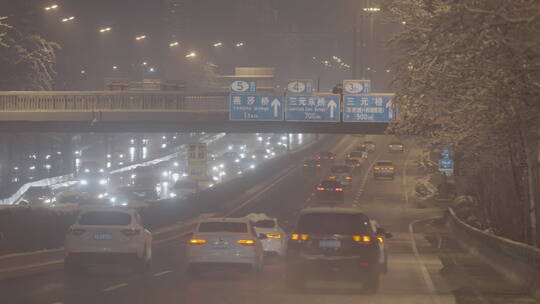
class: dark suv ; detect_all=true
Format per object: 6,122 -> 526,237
285,208 -> 391,293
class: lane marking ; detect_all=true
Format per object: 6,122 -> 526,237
402,150 -> 411,208
0,259 -> 63,274
102,283 -> 129,292
153,270 -> 173,277
410,219 -> 441,304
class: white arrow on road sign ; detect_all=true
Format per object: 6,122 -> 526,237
271,98 -> 281,117
327,99 -> 337,119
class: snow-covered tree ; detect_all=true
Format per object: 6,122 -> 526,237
0,17 -> 59,90
384,0 -> 540,244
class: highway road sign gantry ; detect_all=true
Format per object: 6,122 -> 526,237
229,94 -> 284,121
343,94 -> 397,122
285,94 -> 340,122
343,79 -> 371,94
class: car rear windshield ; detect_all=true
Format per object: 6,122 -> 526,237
296,213 -> 370,235
198,222 -> 248,233
349,152 -> 362,157
377,162 -> 393,166
253,220 -> 276,228
331,166 -> 351,173
78,211 -> 132,226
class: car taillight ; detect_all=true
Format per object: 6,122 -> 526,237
121,229 -> 140,236
291,233 -> 309,241
345,176 -> 352,180
328,176 -> 336,180
266,233 -> 281,239
352,235 -> 372,243
335,187 -> 344,192
389,167 -> 395,170
373,167 -> 380,170
316,164 -> 321,167
188,238 -> 206,245
354,163 -> 361,167
303,164 -> 308,167
70,228 -> 85,236
377,236 -> 384,243
237,239 -> 255,246
316,186 -> 325,191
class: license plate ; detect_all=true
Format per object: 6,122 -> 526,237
93,233 -> 112,240
319,240 -> 341,249
213,242 -> 229,249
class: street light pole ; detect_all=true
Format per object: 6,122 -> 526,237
352,0 -> 367,79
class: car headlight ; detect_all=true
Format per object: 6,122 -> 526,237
110,197 -> 117,203
44,199 -> 51,203
99,179 -> 107,185
80,179 -> 88,185
169,193 -> 177,198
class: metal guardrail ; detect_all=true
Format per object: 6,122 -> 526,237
0,92 -> 229,111
447,207 -> 540,295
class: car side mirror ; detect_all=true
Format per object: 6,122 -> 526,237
376,227 -> 392,239
258,233 -> 268,240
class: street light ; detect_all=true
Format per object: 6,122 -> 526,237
135,35 -> 147,41
235,42 -> 245,47
45,4 -> 59,11
142,61 -> 148,66
363,7 -> 381,12
185,52 -> 197,58
213,42 -> 223,48
149,67 -> 156,72
169,41 -> 179,47
112,65 -> 118,70
99,27 -> 112,33
61,16 -> 75,23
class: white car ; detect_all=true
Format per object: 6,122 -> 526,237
64,207 -> 152,274
246,213 -> 287,257
186,217 -> 265,274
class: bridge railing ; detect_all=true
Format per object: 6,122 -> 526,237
0,92 -> 229,111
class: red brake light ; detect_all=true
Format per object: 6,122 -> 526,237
316,186 -> 325,191
237,239 -> 256,246
70,228 -> 85,236
188,238 -> 206,245
352,235 -> 372,243
316,164 -> 321,167
335,187 -> 344,192
291,234 -> 309,241
121,229 -> 140,236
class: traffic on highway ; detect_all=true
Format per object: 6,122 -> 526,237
1,1 -> 538,304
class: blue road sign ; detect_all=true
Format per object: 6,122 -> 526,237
286,94 -> 340,122
343,80 -> 371,94
439,158 -> 454,169
441,147 -> 453,160
343,94 -> 397,122
229,94 -> 283,121
230,80 -> 256,94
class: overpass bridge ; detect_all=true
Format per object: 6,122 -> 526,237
0,91 -> 389,134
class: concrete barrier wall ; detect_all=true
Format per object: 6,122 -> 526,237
446,207 -> 540,297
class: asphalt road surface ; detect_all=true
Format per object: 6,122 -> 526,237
1,135 -> 457,304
